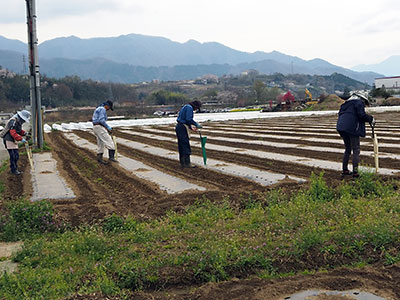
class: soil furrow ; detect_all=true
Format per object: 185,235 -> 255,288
114,129 -> 342,184
75,130 -> 267,192
124,127 -> 400,172
47,132 -> 163,224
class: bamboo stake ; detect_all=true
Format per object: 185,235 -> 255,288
25,142 -> 34,169
112,135 -> 118,160
372,126 -> 379,173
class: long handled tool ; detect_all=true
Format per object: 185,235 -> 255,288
112,134 -> 118,160
25,141 -> 34,169
371,124 -> 379,173
198,130 -> 207,165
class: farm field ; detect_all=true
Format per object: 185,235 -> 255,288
2,111 -> 400,299
39,111 -> 400,224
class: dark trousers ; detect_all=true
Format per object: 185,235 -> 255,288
7,149 -> 19,173
175,123 -> 191,156
339,131 -> 360,172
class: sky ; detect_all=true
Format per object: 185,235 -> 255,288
1,0 -> 400,68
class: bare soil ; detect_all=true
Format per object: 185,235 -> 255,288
67,264 -> 400,299
3,112 -> 400,299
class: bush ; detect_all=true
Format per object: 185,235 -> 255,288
0,199 -> 62,241
338,170 -> 395,199
102,215 -> 138,233
307,172 -> 334,202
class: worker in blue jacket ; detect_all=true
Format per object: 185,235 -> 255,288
175,100 -> 202,168
336,92 -> 374,178
92,100 -> 117,164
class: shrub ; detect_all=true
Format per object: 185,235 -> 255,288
338,170 -> 395,199
307,172 -> 334,202
102,215 -> 138,233
0,199 -> 62,241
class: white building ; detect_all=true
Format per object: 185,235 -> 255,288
375,76 -> 400,91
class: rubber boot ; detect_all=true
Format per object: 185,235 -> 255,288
179,155 -> 185,168
184,155 -> 196,168
341,169 -> 352,179
11,170 -> 22,176
352,168 -> 359,178
108,149 -> 117,162
97,153 -> 109,165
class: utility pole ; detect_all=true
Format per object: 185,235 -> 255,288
25,0 -> 43,148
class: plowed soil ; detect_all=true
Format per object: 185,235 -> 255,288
3,111 -> 400,299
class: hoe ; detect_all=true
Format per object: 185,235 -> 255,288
371,123 -> 379,173
198,130 -> 207,165
25,141 -> 34,169
112,134 -> 118,160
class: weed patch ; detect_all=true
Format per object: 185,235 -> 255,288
0,199 -> 65,241
0,173 -> 399,299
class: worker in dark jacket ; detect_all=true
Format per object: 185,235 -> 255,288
336,92 -> 374,178
175,100 -> 202,168
1,110 -> 30,175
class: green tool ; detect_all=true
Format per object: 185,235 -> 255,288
199,130 -> 207,165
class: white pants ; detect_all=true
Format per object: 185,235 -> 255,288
93,125 -> 115,154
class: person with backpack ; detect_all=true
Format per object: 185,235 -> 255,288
175,100 -> 202,168
336,92 -> 374,178
1,110 -> 31,175
92,100 -> 117,164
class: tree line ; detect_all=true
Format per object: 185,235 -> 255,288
0,70 -> 374,113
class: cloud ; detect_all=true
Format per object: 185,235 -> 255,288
37,0 -> 124,19
0,0 -> 134,24
348,1 -> 400,36
0,2 -> 25,23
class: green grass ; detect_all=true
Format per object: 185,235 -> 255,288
30,141 -> 52,153
0,198 -> 66,242
0,160 -> 8,195
0,172 -> 399,299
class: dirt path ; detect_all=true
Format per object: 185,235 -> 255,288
68,263 -> 400,300
0,142 -> 8,162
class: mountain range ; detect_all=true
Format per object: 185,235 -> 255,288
352,56 -> 400,78
0,34 -> 385,84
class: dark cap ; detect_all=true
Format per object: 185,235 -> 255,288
104,100 -> 114,110
189,100 -> 202,111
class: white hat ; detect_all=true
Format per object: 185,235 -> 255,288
352,91 -> 369,101
17,110 -> 31,122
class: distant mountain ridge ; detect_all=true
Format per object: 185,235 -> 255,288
37,34 -> 309,67
352,56 -> 400,77
0,36 -> 27,53
0,33 -> 382,84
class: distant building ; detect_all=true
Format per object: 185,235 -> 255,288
0,113 -> 12,125
241,69 -> 259,76
375,76 -> 400,91
0,68 -> 16,78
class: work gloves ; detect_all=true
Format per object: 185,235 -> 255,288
21,138 -> 27,144
370,117 -> 376,127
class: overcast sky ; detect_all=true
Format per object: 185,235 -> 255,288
1,0 -> 399,68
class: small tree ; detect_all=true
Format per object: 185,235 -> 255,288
370,86 -> 392,99
253,80 -> 265,103
343,86 -> 350,99
283,91 -> 295,104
